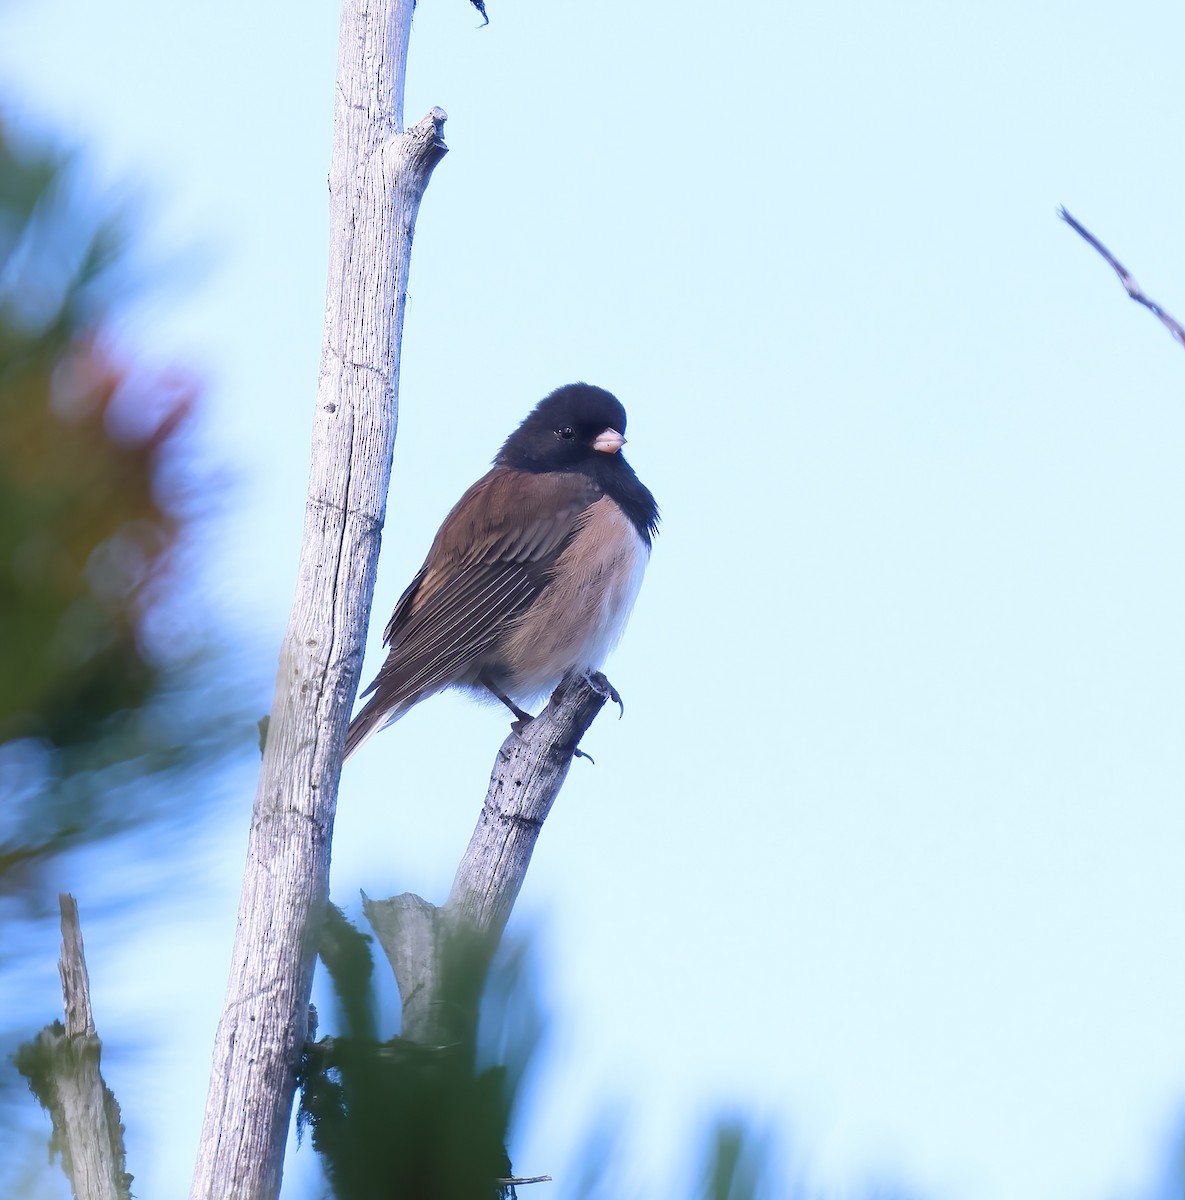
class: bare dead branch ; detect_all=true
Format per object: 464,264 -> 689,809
15,895 -> 131,1200
445,672 -> 616,938
58,893 -> 95,1039
1059,206 -> 1185,351
364,672 -> 615,1046
189,1 -> 447,1195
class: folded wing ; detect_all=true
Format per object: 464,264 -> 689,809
344,468 -> 600,757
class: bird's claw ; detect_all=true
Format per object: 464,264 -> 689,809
587,671 -> 624,719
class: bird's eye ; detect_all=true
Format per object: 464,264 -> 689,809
557,426 -> 575,440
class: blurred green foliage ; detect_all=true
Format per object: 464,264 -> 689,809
0,109 -> 250,1196
0,119 -> 238,889
699,1119 -> 777,1200
0,119 -> 187,749
0,332 -> 187,749
299,906 -> 517,1200
298,908 -> 941,1200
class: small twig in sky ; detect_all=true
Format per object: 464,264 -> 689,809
1058,206 -> 1185,351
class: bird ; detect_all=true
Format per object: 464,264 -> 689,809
344,382 -> 659,759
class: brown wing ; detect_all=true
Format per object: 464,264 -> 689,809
358,467 -> 600,715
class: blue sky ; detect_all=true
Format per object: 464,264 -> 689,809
3,0 -> 1185,1197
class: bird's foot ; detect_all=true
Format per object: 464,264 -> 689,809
510,713 -> 535,736
586,671 -> 624,719
480,671 -> 536,730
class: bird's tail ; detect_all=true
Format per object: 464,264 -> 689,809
343,693 -> 412,761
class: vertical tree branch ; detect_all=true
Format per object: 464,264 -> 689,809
189,1 -> 446,1196
16,894 -> 131,1200
58,893 -> 96,1040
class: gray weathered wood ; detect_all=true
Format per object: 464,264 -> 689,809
189,1 -> 446,1195
363,890 -> 446,1042
16,894 -> 131,1200
365,673 -> 613,1045
59,893 -> 95,1039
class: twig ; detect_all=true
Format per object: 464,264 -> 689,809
496,1175 -> 553,1186
1059,206 -> 1185,351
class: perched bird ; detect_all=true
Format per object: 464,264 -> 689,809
344,382 -> 659,759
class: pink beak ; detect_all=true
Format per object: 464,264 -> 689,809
592,427 -> 625,454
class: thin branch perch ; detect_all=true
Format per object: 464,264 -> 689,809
1059,206 -> 1185,350
364,672 -> 615,1046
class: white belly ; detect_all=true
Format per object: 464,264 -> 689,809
497,496 -> 650,701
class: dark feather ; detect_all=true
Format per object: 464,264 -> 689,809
346,470 -> 600,755
346,383 -> 658,758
